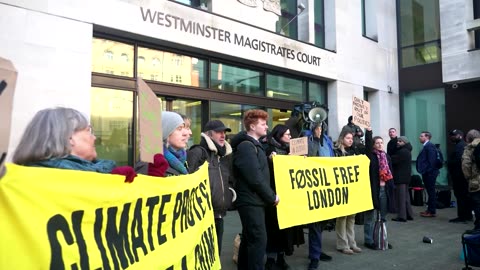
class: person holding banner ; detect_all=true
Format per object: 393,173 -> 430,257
12,107 -> 138,182
363,127 -> 394,250
231,109 -> 279,270
187,119 -> 236,256
333,130 -> 363,255
264,124 -> 304,270
306,122 -> 334,270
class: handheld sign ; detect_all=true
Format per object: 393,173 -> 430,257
0,57 -> 17,179
138,78 -> 162,163
289,137 -> 308,156
352,96 -> 371,129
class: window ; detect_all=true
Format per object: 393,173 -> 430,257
399,0 -> 441,67
278,0 -> 299,39
210,102 -> 261,136
403,88 -> 446,185
137,47 -> 207,87
314,1 -> 325,48
210,62 -> 263,96
266,74 -> 305,102
171,0 -> 208,9
91,87 -> 134,166
362,0 -> 378,41
474,0 -> 480,49
92,38 -> 134,76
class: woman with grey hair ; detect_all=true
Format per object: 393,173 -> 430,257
12,107 -> 141,182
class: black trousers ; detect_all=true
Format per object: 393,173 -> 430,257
237,205 -> 267,270
452,175 -> 473,220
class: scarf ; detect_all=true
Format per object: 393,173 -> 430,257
373,149 -> 393,182
164,145 -> 188,175
28,155 -> 116,173
268,136 -> 289,155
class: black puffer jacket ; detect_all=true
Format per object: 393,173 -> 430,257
231,131 -> 276,207
391,142 -> 413,185
187,133 -> 235,218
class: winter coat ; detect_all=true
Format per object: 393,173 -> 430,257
365,130 -> 394,210
187,133 -> 235,218
448,140 -> 467,182
391,142 -> 413,185
462,138 -> 480,193
387,137 -> 398,156
231,131 -> 276,208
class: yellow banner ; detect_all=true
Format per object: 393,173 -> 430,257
274,155 -> 372,229
0,163 -> 220,270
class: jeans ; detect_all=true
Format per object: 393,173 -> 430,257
308,222 -> 323,260
364,186 -> 388,244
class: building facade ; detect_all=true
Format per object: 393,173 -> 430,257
1,0 -> 399,166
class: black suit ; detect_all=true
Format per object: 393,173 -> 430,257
416,141 -> 440,214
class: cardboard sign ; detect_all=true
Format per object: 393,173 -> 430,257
289,137 -> 308,156
0,57 -> 17,179
138,78 -> 162,163
352,96 -> 371,129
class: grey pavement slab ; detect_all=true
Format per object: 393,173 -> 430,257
219,205 -> 474,270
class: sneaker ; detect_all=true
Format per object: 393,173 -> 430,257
319,252 -> 332,261
308,259 -> 319,270
351,246 -> 362,253
265,258 -> 276,270
338,248 -> 354,255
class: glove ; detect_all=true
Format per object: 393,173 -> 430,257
111,166 -> 137,183
148,153 -> 169,177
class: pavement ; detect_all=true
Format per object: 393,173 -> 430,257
219,204 -> 475,270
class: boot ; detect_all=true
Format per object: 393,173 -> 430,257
276,253 -> 290,270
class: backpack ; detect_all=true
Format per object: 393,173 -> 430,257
473,144 -> 480,169
434,146 -> 444,169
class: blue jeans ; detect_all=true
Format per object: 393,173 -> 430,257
308,222 -> 323,260
364,186 -> 388,244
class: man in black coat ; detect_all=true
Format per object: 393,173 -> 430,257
231,109 -> 279,270
448,129 -> 473,223
387,128 -> 398,156
391,136 -> 414,222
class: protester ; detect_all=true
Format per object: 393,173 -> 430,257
264,124 -> 304,270
391,136 -> 414,222
307,122 -> 334,270
334,130 -> 362,255
364,128 -> 394,250
387,128 -> 398,156
462,129 -> 480,232
416,131 -> 440,217
231,109 -> 279,270
187,119 -> 236,256
448,129 -> 473,223
341,116 -> 365,154
11,107 -> 151,181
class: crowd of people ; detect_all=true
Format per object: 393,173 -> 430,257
10,106 -> 480,270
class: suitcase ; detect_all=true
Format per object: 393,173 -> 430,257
462,230 -> 480,269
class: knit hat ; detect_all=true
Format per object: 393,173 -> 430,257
162,111 -> 184,141
449,129 -> 464,136
398,136 -> 409,144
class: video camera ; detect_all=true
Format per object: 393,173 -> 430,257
286,102 -> 328,138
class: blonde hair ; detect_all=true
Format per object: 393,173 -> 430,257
335,130 -> 354,155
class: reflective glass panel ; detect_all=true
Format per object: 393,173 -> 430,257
92,38 -> 134,77
308,81 -> 327,104
314,0 -> 325,47
403,88 -> 446,184
210,102 -> 261,139
266,74 -> 305,102
278,0 -> 299,39
91,87 -> 134,166
399,0 -> 441,67
138,47 -> 207,88
268,108 -> 293,131
362,0 -> 378,41
210,62 -> 263,96
172,99 -> 202,146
